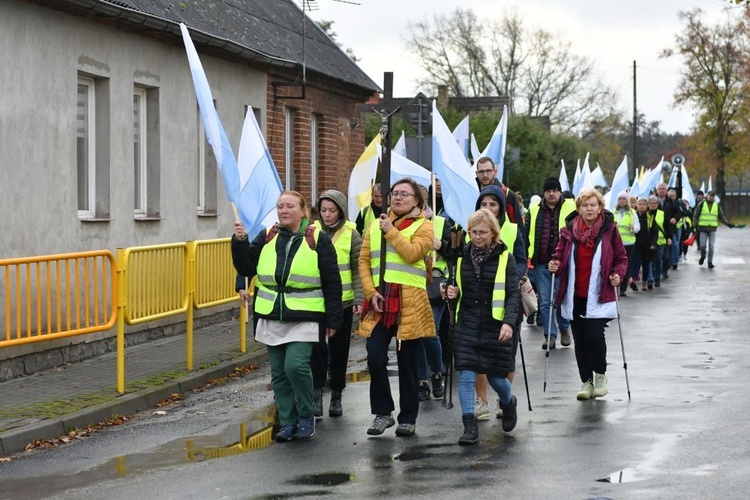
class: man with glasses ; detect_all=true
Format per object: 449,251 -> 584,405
526,177 -> 576,349
475,157 -> 525,232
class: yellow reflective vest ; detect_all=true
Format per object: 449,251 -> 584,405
315,220 -> 355,302
254,225 -> 324,316
528,199 -> 577,261
370,219 -> 427,288
648,210 -> 667,246
456,250 -> 509,321
615,209 -> 636,245
698,201 -> 719,228
433,215 -> 448,273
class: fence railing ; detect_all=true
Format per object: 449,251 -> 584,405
0,241 -> 245,394
0,251 -> 117,348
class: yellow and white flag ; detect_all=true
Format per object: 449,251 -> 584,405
348,135 -> 381,221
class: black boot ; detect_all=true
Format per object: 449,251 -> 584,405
313,387 -> 323,420
500,395 -> 517,432
329,389 -> 343,417
458,413 -> 479,445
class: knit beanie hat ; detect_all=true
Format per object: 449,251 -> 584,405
543,177 -> 562,192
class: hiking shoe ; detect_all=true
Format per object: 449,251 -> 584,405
560,328 -> 572,347
495,400 -> 503,419
654,280 -> 661,288
459,413 -> 479,445
431,373 -> 445,399
395,423 -> 416,437
577,380 -> 594,400
526,312 -> 536,325
329,389 -> 343,417
474,398 -> 490,421
297,416 -> 315,439
708,262 -> 715,269
367,414 -> 395,435
275,424 -> 298,442
542,336 -> 556,350
629,279 -> 638,292
672,265 -> 678,270
536,314 -> 543,326
699,255 -> 706,265
418,381 -> 431,401
313,387 -> 323,420
593,373 -> 608,398
647,282 -> 653,290
500,396 -> 517,432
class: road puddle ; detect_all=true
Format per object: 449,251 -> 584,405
597,468 -> 640,483
291,472 -> 354,486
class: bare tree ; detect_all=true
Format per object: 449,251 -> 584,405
661,8 -> 748,198
405,8 -> 619,133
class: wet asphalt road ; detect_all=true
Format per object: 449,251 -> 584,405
1,228 -> 749,499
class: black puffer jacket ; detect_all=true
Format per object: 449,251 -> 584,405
453,242 -> 520,377
232,222 -> 343,330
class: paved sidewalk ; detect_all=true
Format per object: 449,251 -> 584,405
0,316 -> 266,455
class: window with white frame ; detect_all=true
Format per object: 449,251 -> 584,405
197,103 -> 217,215
310,113 -> 320,201
77,77 -> 96,218
133,88 -> 147,216
284,107 -> 295,191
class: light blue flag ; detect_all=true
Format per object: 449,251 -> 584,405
394,130 -> 407,157
573,160 -> 582,195
606,156 -> 630,210
389,147 -> 432,189
180,23 -> 240,205
236,105 -> 283,239
559,160 -> 570,192
681,165 -> 696,207
592,163 -> 608,188
452,115 -> 470,160
432,101 -> 479,228
470,133 -> 481,165
639,156 -> 664,197
477,105 -> 508,181
630,175 -> 641,199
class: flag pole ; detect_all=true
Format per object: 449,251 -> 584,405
431,173 -> 437,264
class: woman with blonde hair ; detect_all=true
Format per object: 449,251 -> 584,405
232,191 -> 343,442
548,188 -> 628,400
444,208 -> 521,444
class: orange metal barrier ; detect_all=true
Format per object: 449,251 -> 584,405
0,251 -> 117,348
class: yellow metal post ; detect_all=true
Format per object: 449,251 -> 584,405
116,248 -> 126,393
186,243 -> 195,371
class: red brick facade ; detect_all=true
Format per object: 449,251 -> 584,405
265,69 -> 375,206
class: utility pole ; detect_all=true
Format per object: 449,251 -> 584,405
632,60 -> 637,183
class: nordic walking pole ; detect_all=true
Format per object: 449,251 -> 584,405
613,286 -> 631,400
517,328 -> 532,411
543,271 -> 555,392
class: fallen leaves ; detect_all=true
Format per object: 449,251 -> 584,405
24,415 -> 129,452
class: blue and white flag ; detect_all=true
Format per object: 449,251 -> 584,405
432,101 -> 479,228
606,156 -> 630,210
470,133 -> 481,166
573,160 -> 582,195
180,23 -> 240,206
592,163 -> 608,188
236,106 -> 283,238
452,115 -> 470,160
476,105 -> 508,181
639,156 -> 664,197
389,147 -> 432,189
630,174 -> 641,199
394,130 -> 407,157
559,160 -> 571,193
574,153 -> 594,195
681,165 -> 696,207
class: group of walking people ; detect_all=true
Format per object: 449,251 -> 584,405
231,156 -> 734,445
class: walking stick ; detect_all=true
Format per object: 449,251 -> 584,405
517,327 -> 532,411
442,229 -> 461,410
543,271 -> 555,393
613,286 -> 632,400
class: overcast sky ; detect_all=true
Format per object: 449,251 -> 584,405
309,0 -> 739,134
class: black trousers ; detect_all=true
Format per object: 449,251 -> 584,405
571,296 -> 608,382
366,322 -> 420,425
620,245 -> 635,294
311,307 -> 353,391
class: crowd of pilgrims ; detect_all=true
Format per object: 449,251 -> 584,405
231,155 -> 732,445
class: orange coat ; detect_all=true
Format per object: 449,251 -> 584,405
357,208 -> 436,341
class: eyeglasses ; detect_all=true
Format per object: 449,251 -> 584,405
470,229 -> 491,237
391,191 -> 415,199
476,169 -> 494,176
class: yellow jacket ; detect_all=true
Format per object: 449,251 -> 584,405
358,207 -> 436,341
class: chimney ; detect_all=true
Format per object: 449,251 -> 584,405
437,85 -> 449,111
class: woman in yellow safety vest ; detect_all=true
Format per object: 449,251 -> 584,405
444,208 -> 521,444
232,191 -> 343,443
613,191 -> 640,296
359,177 -> 435,437
312,189 -> 363,419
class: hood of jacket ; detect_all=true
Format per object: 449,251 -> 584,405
317,189 -> 349,231
475,185 -> 507,225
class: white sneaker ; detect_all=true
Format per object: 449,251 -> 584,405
495,400 -> 503,418
474,398 -> 490,421
593,373 -> 608,398
577,380 -> 594,400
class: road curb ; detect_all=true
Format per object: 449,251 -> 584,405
0,350 -> 269,456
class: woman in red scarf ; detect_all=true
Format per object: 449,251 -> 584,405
548,188 -> 628,401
